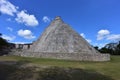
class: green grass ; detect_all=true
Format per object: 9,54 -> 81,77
0,55 -> 120,80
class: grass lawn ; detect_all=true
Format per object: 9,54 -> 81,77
0,55 -> 120,80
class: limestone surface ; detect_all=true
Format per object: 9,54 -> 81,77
30,16 -> 98,54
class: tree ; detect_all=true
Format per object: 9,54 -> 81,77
94,46 -> 99,51
0,33 -> 2,37
115,41 -> 120,55
0,33 -> 10,55
0,33 -> 8,47
99,41 -> 120,55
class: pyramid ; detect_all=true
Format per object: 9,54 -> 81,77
22,16 -> 110,61
31,17 -> 97,53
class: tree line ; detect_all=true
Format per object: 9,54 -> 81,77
94,41 -> 120,55
0,33 -> 14,55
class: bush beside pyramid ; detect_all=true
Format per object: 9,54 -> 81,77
18,16 -> 110,61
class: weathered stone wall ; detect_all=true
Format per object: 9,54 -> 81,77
11,51 -> 110,61
15,44 -> 32,49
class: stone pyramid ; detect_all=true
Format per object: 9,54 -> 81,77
31,17 -> 97,53
23,16 -> 110,61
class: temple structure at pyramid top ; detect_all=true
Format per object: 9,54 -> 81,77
13,16 -> 110,61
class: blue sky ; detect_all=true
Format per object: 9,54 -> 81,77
0,0 -> 120,48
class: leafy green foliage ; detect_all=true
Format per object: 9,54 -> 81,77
0,37 -> 8,47
0,33 -> 10,55
95,41 -> 120,55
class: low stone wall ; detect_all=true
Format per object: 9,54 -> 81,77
13,52 -> 111,61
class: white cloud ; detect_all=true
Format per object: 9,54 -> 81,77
98,30 -> 110,35
13,42 -> 31,44
14,42 -> 25,44
93,43 -> 107,48
17,29 -> 36,39
86,39 -> 92,43
42,16 -> 50,23
16,10 -> 39,27
7,27 -> 13,32
2,34 -> 16,41
107,34 -> 120,41
80,33 -> 92,43
97,29 -> 110,40
80,33 -> 85,38
97,29 -> 120,42
0,0 -> 18,16
0,0 -> 39,26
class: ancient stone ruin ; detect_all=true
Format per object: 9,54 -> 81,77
12,16 -> 110,61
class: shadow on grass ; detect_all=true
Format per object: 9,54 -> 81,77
0,60 -> 32,80
0,63 -> 114,80
38,67 -> 114,80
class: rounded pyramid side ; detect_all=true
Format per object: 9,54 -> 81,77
29,16 -> 99,54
